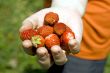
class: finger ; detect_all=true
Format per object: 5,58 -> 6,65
22,40 -> 36,55
19,20 -> 33,32
68,39 -> 80,54
51,45 -> 68,65
36,47 -> 53,69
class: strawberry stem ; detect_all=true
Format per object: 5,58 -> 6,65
32,36 -> 41,45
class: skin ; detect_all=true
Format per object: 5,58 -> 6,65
19,0 -> 88,69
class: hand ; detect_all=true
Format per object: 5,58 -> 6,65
19,7 -> 83,69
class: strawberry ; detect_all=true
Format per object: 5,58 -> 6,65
45,34 -> 60,49
60,30 -> 75,52
31,35 -> 45,48
44,12 -> 59,26
20,29 -> 38,41
54,23 -> 66,36
65,26 -> 72,31
37,25 -> 54,38
61,30 -> 75,44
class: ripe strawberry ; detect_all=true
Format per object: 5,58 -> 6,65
60,30 -> 75,44
20,29 -> 38,41
60,43 -> 70,53
45,34 -> 60,49
60,30 -> 75,52
65,26 -> 72,31
44,12 -> 59,26
31,35 -> 45,48
37,25 -> 54,38
54,23 -> 66,36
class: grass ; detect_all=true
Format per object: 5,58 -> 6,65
0,0 -> 110,73
0,0 -> 45,73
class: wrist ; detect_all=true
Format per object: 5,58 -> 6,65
51,0 -> 88,17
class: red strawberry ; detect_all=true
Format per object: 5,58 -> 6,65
31,35 -> 45,48
44,12 -> 59,26
65,26 -> 72,31
54,23 -> 66,36
20,29 -> 38,41
45,34 -> 60,49
61,30 -> 75,44
37,25 -> 54,38
60,30 -> 75,52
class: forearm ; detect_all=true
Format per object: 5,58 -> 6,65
51,0 -> 88,17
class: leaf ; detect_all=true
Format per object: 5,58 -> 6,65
32,36 -> 41,45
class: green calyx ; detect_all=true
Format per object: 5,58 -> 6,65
32,36 -> 41,45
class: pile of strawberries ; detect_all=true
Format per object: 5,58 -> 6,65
20,12 -> 75,53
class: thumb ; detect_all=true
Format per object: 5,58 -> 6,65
19,12 -> 40,32
19,20 -> 33,32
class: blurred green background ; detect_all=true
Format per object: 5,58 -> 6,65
0,0 -> 110,73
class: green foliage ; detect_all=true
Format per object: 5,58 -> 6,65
0,0 -> 46,73
104,56 -> 110,73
